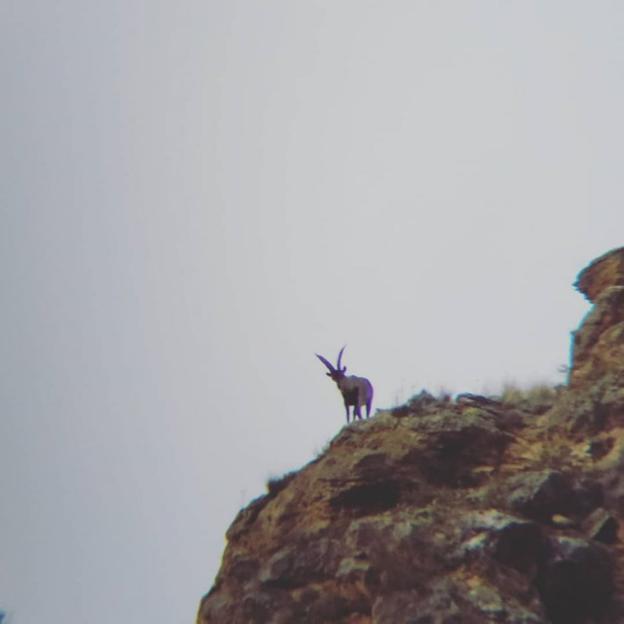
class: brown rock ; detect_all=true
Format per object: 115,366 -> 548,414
568,248 -> 624,389
583,507 -> 619,544
506,470 -> 573,522
458,510 -> 544,575
575,246 -> 624,303
570,286 -> 624,388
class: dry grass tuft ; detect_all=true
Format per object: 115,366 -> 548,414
499,382 -> 560,414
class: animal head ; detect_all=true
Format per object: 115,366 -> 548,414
316,345 -> 348,383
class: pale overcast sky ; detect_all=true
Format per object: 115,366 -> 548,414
2,1 -> 624,622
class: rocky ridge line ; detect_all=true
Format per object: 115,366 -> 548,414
198,247 -> 624,624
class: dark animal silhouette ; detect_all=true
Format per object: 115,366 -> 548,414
316,346 -> 373,423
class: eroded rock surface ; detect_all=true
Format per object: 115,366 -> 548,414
198,248 -> 624,624
575,247 -> 624,303
571,248 -> 624,389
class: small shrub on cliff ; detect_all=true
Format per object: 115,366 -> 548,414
266,471 -> 297,497
500,382 -> 559,414
390,389 -> 440,417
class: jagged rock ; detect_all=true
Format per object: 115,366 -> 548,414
575,246 -> 624,302
507,470 -> 573,521
545,380 -> 624,434
458,510 -> 544,574
401,409 -> 511,487
582,507 -> 619,544
258,538 -> 342,588
197,248 -> 624,624
226,493 -> 272,541
585,429 -> 624,515
536,536 -> 614,624
505,470 -> 602,523
390,390 -> 439,417
570,286 -> 624,389
456,393 -> 501,407
565,247 -> 624,390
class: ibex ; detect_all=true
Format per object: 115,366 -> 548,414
316,346 -> 373,423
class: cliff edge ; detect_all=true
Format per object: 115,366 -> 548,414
198,247 -> 624,624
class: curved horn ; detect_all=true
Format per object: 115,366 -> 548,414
316,353 -> 336,373
336,345 -> 347,372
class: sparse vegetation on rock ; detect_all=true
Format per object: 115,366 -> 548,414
198,247 -> 624,624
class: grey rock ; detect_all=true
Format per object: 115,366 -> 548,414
506,471 -> 602,523
507,470 -> 574,522
459,510 -> 544,574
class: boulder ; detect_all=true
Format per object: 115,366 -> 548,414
536,536 -> 614,624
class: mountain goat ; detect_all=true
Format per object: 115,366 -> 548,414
316,346 -> 373,423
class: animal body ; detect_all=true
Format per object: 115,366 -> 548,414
316,346 -> 373,423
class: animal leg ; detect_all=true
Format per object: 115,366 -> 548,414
354,401 -> 362,420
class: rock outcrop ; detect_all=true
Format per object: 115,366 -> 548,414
198,247 -> 624,624
571,247 -> 624,389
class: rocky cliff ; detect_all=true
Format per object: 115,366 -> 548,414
198,247 -> 624,624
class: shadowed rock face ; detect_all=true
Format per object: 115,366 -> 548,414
197,248 -> 624,624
